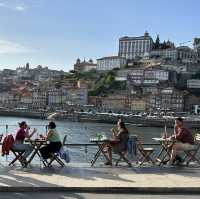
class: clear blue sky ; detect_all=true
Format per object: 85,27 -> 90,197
0,0 -> 199,71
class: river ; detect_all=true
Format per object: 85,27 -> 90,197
0,116 -> 174,163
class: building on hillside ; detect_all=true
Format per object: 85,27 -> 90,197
96,56 -> 126,71
187,79 -> 200,89
0,92 -> 19,107
150,48 -> 177,60
127,68 -> 169,86
74,58 -> 97,72
184,94 -> 200,113
67,88 -> 88,105
48,89 -> 63,106
150,46 -> 197,63
130,98 -> 146,112
100,96 -> 128,112
177,46 -> 197,63
194,38 -> 200,60
119,31 -> 154,60
20,92 -> 33,105
146,87 -> 184,112
32,89 -> 47,109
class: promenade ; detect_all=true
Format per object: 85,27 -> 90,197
0,160 -> 200,193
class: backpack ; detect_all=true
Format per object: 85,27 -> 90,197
2,134 -> 14,156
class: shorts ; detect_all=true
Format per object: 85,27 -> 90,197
176,142 -> 195,151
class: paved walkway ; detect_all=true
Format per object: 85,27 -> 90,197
0,160 -> 200,189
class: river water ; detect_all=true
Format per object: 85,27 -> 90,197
0,116 -> 174,163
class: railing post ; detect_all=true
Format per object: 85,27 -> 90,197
6,124 -> 8,136
5,124 -> 8,161
45,125 -> 48,135
85,145 -> 88,161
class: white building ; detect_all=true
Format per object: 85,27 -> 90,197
150,46 -> 197,63
127,68 -> 169,85
187,79 -> 200,89
32,89 -> 47,108
96,56 -> 126,71
0,92 -> 15,105
119,31 -> 153,60
48,89 -> 63,105
150,49 -> 177,60
74,59 -> 97,72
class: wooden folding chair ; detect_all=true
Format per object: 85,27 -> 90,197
47,135 -> 67,167
136,137 -> 155,166
182,134 -> 200,166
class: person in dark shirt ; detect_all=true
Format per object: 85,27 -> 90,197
104,119 -> 129,166
168,117 -> 195,165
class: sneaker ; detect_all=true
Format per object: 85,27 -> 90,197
104,161 -> 112,166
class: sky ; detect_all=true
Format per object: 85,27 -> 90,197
0,0 -> 199,71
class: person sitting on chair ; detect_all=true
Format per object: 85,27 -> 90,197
104,119 -> 129,166
12,121 -> 37,164
39,121 -> 62,160
168,117 -> 195,165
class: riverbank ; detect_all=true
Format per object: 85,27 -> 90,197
0,110 -> 46,119
1,110 -> 200,128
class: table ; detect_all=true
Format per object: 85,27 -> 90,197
25,139 -> 48,166
152,137 -> 174,165
90,138 -> 111,166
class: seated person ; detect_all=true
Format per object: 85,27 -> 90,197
12,121 -> 37,164
168,117 -> 195,165
40,121 -> 62,160
104,119 -> 129,166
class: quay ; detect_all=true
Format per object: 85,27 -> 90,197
0,159 -> 200,194
2,109 -> 200,128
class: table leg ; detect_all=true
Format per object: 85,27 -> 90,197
91,147 -> 102,167
99,144 -> 110,163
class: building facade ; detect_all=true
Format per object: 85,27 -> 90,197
150,49 -> 177,60
127,68 -> 169,86
130,98 -> 146,112
150,46 -> 197,63
96,56 -> 126,71
147,87 -> 184,112
187,79 -> 200,89
119,31 -> 153,60
74,58 -> 97,72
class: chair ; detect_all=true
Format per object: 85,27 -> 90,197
1,134 -> 27,167
0,134 -> 3,142
136,137 -> 155,166
9,149 -> 26,167
182,134 -> 200,166
46,135 -> 67,167
114,135 -> 137,167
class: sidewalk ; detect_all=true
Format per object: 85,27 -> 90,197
0,160 -> 200,193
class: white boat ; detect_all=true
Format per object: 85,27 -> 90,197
47,112 -> 61,120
